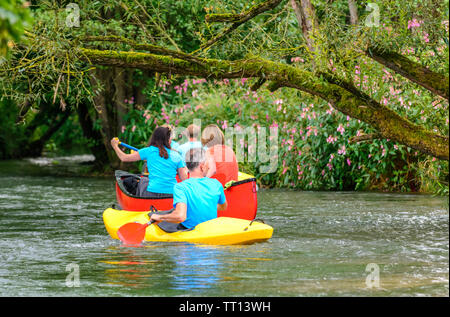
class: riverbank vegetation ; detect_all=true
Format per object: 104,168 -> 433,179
0,0 -> 448,194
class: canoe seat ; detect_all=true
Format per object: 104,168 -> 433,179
157,221 -> 194,233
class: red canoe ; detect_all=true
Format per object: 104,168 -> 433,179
114,170 -> 258,220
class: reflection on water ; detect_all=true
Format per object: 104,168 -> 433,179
169,244 -> 223,292
0,158 -> 448,296
98,244 -> 264,294
100,246 -> 169,290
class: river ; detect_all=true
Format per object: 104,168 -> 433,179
0,156 -> 448,296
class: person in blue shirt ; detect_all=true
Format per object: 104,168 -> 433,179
110,126 -> 188,197
177,124 -> 203,161
141,124 -> 182,174
171,139 -> 181,152
150,147 -> 227,229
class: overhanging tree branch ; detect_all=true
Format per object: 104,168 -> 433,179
200,0 -> 284,52
366,46 -> 449,100
80,35 -> 206,65
78,47 -> 449,160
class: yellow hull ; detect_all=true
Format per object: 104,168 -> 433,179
103,208 -> 273,245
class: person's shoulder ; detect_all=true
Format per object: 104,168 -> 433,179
138,146 -> 153,155
171,140 -> 180,150
206,177 -> 223,188
142,145 -> 157,152
174,179 -> 186,190
179,141 -> 192,148
223,144 -> 236,153
169,147 -> 182,158
210,144 -> 233,152
177,142 -> 190,154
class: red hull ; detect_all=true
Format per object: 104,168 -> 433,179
115,171 -> 257,220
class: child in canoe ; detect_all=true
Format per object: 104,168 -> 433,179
110,126 -> 188,197
177,124 -> 204,162
201,124 -> 239,186
150,147 -> 227,229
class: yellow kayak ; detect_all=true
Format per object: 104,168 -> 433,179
103,208 -> 273,245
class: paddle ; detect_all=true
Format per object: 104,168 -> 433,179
117,219 -> 155,245
114,137 -> 139,152
117,207 -> 173,245
114,137 -> 149,174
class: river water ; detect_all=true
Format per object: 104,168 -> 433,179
0,156 -> 448,296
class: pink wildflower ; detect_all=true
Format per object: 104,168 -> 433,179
407,19 -> 422,29
338,145 -> 346,155
222,120 -> 228,130
326,135 -> 338,144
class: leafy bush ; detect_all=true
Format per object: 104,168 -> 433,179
117,73 -> 448,193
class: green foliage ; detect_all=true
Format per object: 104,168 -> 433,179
0,0 -> 447,197
0,99 -> 26,159
0,0 -> 32,56
46,113 -> 90,155
118,74 -> 448,194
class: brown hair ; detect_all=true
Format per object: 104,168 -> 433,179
148,126 -> 171,159
186,124 -> 200,139
161,124 -> 175,139
201,124 -> 225,147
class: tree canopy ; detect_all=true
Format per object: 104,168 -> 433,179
0,0 -> 448,191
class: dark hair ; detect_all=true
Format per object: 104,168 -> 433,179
185,147 -> 206,171
148,126 -> 171,159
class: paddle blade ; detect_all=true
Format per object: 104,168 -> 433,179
117,222 -> 148,245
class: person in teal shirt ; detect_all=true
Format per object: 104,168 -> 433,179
110,126 -> 188,196
171,140 -> 181,152
139,123 -> 181,174
150,147 -> 227,229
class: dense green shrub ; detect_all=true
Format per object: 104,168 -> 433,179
116,73 -> 448,193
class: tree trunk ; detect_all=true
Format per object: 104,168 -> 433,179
290,0 -> 317,52
76,101 -> 110,168
348,0 -> 358,25
26,110 -> 71,157
87,66 -> 152,170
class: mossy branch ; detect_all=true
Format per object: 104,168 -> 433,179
250,78 -> 267,91
366,46 -> 449,100
200,0 -> 283,52
205,0 -> 283,23
78,47 -> 449,160
267,80 -> 282,92
80,35 -> 205,66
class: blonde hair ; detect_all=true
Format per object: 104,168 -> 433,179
186,124 -> 201,139
201,124 -> 225,147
